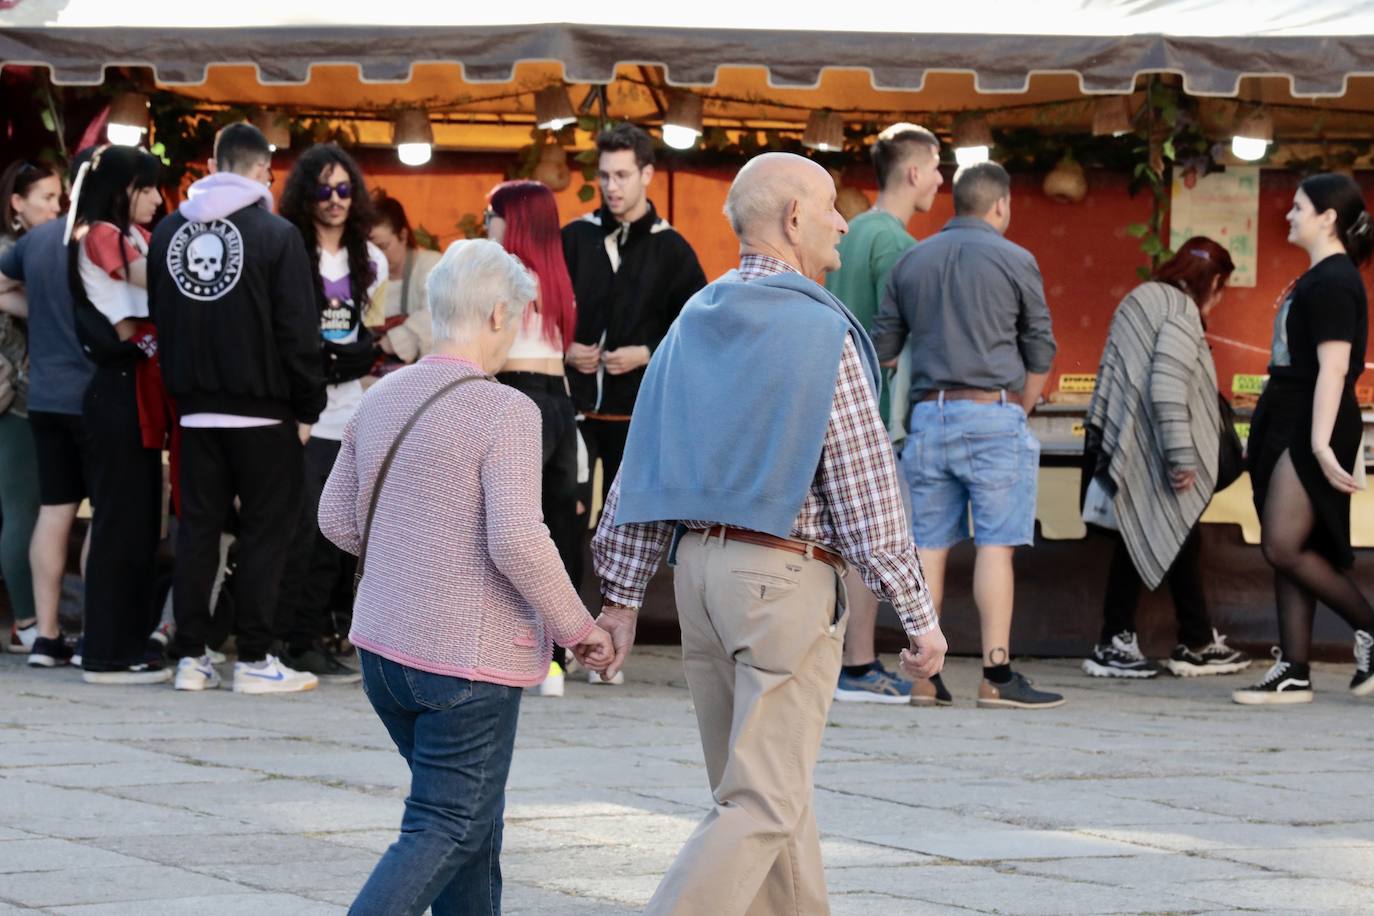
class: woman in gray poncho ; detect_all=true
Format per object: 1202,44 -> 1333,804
1081,237 -> 1251,680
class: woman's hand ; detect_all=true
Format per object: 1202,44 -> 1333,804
572,626 -> 616,674
1314,446 -> 1360,494
1170,468 -> 1197,493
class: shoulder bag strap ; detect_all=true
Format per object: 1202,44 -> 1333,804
354,372 -> 492,594
399,249 -> 415,315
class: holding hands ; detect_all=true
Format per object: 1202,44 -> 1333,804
572,626 -> 616,674
899,626 -> 948,681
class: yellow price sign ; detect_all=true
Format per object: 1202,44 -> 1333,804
1232,374 -> 1267,395
1071,422 -> 1086,437
1058,374 -> 1097,394
1233,422 -> 1250,440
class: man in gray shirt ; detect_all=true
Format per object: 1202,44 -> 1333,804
873,161 -> 1063,709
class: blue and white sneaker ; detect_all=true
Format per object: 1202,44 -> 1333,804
835,663 -> 914,705
232,654 -> 318,695
174,654 -> 222,691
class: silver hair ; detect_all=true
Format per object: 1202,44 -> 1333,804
427,239 -> 536,344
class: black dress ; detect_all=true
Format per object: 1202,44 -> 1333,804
1248,253 -> 1369,569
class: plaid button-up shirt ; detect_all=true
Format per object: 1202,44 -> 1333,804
591,254 -> 937,637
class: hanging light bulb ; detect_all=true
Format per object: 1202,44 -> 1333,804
535,85 -> 577,131
393,109 -> 434,167
250,109 -> 291,153
107,92 -> 150,146
663,91 -> 704,151
1092,96 -> 1134,137
1231,109 -> 1273,162
802,111 -> 845,153
953,115 -> 992,167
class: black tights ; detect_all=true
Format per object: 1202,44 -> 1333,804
1259,451 -> 1374,664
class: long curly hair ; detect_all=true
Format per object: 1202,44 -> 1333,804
487,180 -> 576,351
279,143 -> 377,309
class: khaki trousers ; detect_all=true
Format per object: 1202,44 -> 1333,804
645,532 -> 847,916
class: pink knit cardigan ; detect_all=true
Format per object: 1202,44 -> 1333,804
318,355 -> 595,687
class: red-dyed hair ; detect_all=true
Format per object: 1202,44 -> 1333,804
487,180 -> 576,351
1151,236 -> 1235,310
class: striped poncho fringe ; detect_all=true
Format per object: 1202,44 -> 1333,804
1085,282 -> 1221,590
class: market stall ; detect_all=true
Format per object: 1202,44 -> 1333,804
5,0 -> 1374,655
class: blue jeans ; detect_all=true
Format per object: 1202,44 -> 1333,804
902,398 -> 1040,548
351,650 -> 523,916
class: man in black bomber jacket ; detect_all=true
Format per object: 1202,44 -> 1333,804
148,123 -> 326,692
562,123 -> 706,523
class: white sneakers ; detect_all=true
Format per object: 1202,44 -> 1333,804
173,654 -> 317,694
589,669 -> 625,686
232,655 -> 319,695
174,655 -> 222,691
539,661 -> 566,697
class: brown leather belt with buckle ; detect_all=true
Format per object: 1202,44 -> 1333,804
918,388 -> 1006,404
699,525 -> 846,574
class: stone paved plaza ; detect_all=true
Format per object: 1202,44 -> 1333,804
0,648 -> 1372,915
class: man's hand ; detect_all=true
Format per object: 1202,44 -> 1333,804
603,345 -> 651,376
297,423 -> 312,445
571,626 -> 615,673
566,341 -> 601,374
593,604 -> 639,681
1170,468 -> 1197,493
899,626 -> 948,680
379,334 -> 396,356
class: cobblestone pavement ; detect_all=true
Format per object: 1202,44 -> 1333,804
1,648 -> 1372,915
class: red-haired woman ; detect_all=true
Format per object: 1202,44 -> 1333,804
485,180 -> 582,695
1082,237 -> 1252,680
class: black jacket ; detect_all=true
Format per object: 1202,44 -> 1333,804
561,201 -> 706,415
149,204 -> 326,424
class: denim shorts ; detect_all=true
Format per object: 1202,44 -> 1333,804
901,398 -> 1040,549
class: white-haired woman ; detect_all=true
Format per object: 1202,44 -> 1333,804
319,239 -> 613,916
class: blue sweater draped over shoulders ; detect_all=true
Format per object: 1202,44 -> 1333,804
613,268 -> 880,537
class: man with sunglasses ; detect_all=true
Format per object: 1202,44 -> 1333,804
149,122 -> 327,694
275,144 -> 388,682
562,125 -> 706,677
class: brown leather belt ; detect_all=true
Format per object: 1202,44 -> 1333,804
582,412 -> 633,422
919,387 -> 1006,404
699,525 -> 846,575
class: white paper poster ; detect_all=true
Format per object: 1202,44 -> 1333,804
1169,166 -> 1260,287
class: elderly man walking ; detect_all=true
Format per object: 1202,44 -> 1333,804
591,152 -> 947,916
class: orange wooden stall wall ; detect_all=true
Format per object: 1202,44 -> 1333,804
278,150 -> 1374,395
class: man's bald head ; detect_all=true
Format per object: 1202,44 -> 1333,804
722,152 -> 847,276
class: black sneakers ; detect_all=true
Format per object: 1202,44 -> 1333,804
1161,629 -> 1252,677
27,636 -> 74,668
1352,630 -> 1373,697
1082,631 -> 1160,679
285,645 -> 362,684
1231,649 -> 1313,705
977,672 -> 1066,709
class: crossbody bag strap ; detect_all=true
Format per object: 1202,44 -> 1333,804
354,372 -> 492,594
399,249 -> 414,315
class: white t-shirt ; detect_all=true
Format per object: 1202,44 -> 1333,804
313,242 -> 388,440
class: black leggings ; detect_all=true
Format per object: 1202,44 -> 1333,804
1260,451 -> 1374,663
1100,526 -> 1212,649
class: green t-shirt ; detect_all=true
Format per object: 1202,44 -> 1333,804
824,210 -> 917,429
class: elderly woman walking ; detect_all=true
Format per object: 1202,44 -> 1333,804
319,239 -> 613,916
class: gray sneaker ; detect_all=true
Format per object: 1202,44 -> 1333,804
977,672 -> 1066,709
